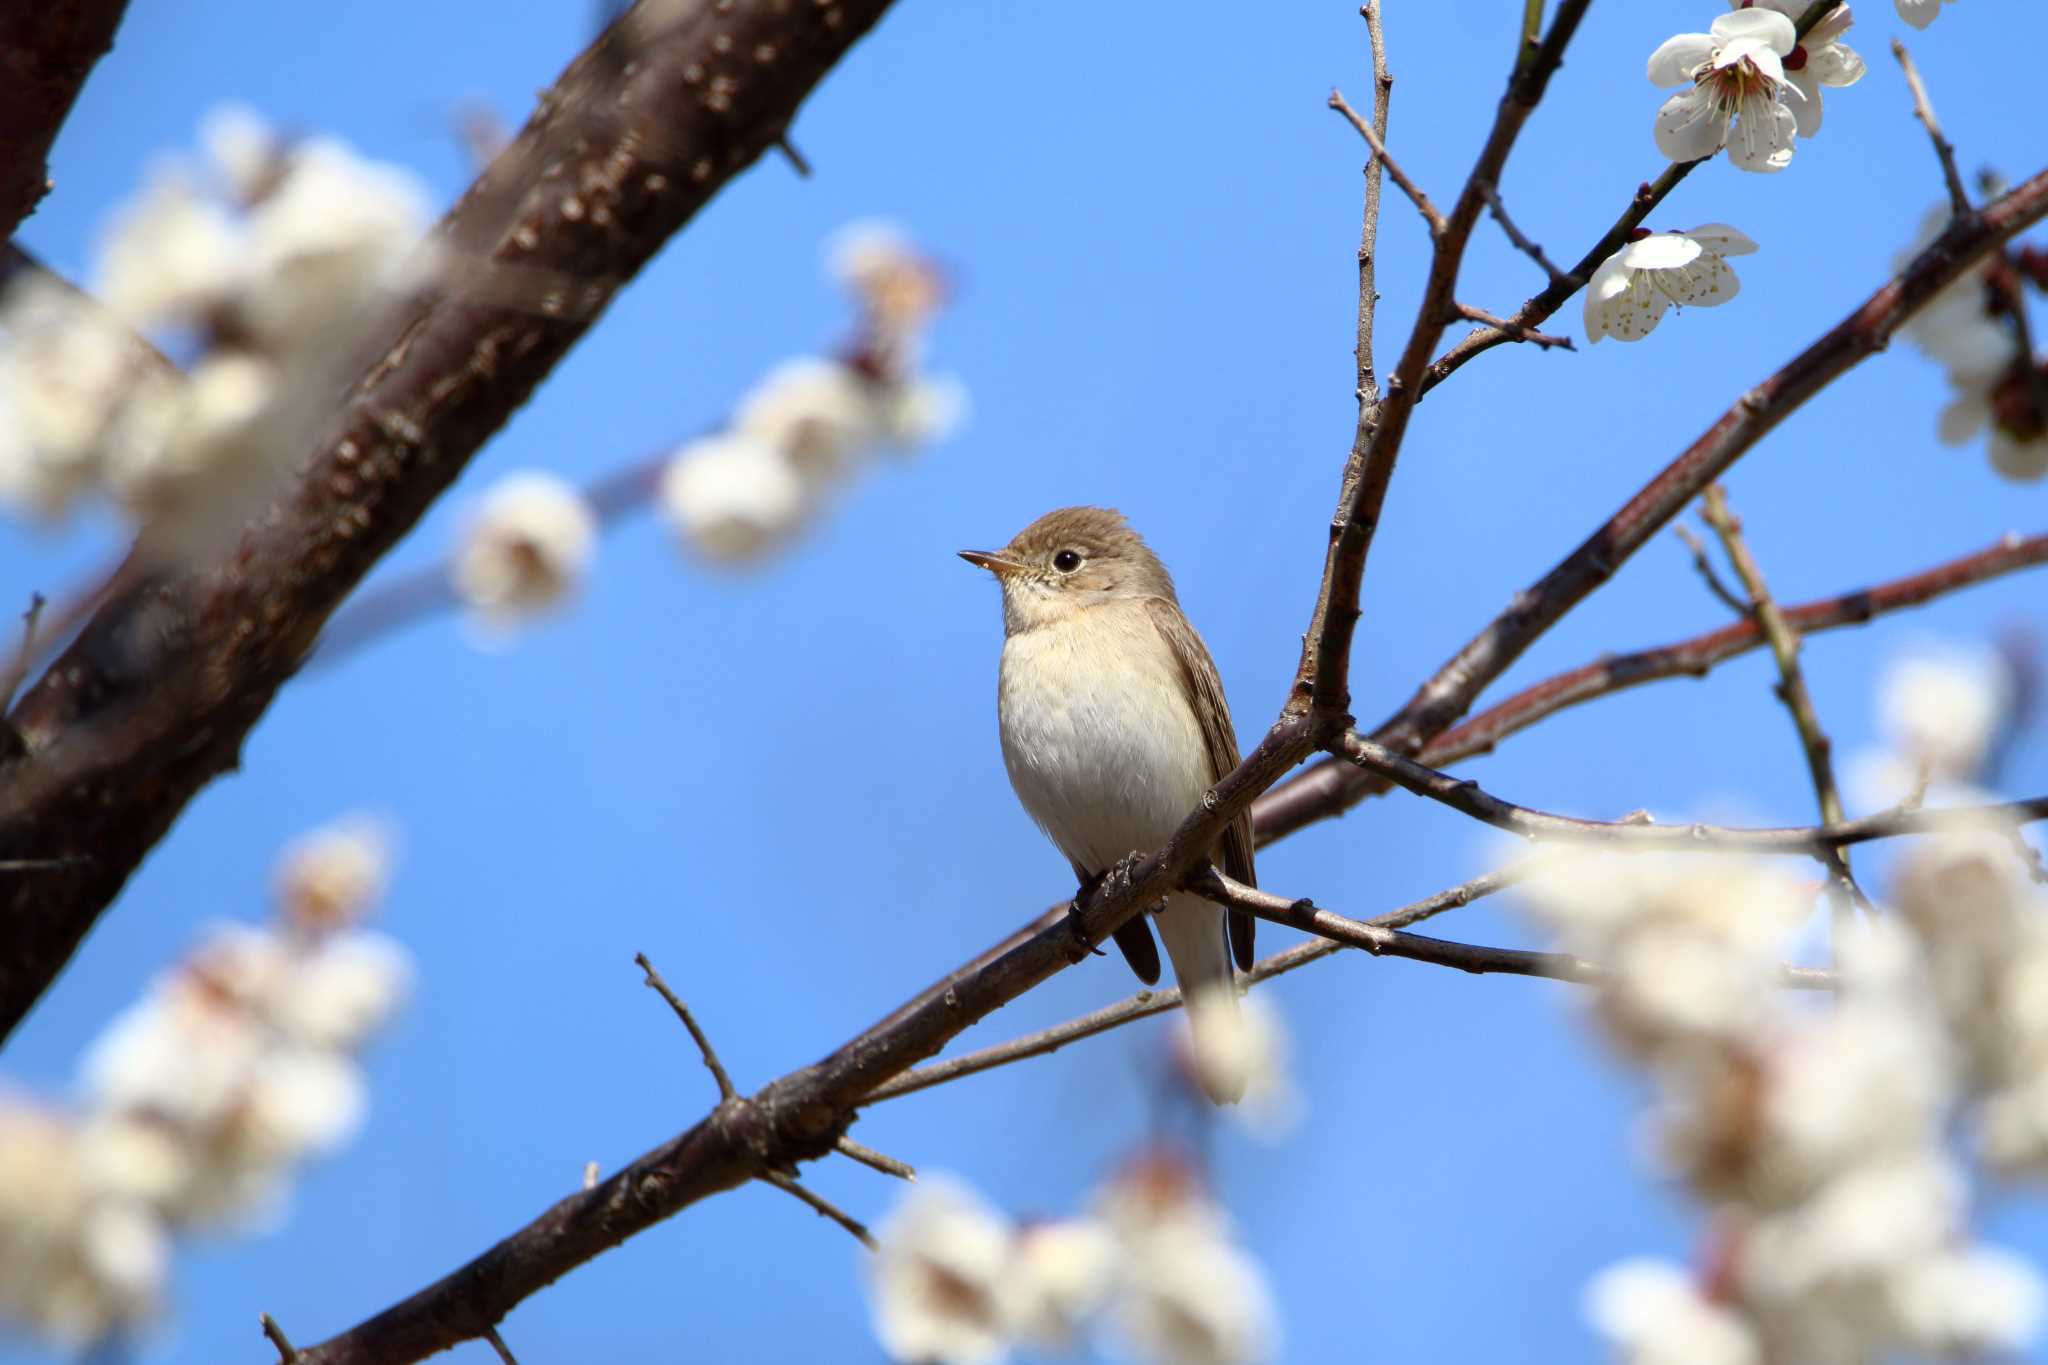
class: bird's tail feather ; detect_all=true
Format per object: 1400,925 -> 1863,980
1157,893 -> 1246,1105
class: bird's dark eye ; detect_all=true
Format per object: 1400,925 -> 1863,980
1052,549 -> 1083,573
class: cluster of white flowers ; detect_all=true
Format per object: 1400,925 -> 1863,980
0,817 -> 410,1349
1896,205 -> 2048,481
658,221 -> 966,563
867,1151 -> 1277,1365
1516,832 -> 2048,1365
0,105 -> 433,549
1846,638 -> 2014,808
1648,3 -> 1865,175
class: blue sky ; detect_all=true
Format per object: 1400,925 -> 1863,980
4,1 -> 2046,1361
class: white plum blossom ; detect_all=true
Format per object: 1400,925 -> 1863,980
1893,1247 -> 2047,1354
660,433 -> 808,563
734,358 -> 890,479
1846,639 -> 2012,806
1113,1225 -> 1279,1365
1725,1 -> 1865,137
867,1177 -> 1015,1365
450,472 -> 598,631
1647,9 -> 1800,172
94,170 -> 243,328
273,815 -> 393,930
1586,1259 -> 1760,1365
1896,0 -> 1957,29
1005,1219 -> 1117,1349
1584,225 -> 1757,343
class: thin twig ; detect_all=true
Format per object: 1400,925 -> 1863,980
763,1171 -> 876,1250
1891,38 -> 1971,217
1192,869 -> 1837,992
868,859 -> 1547,1102
1329,87 -> 1443,237
1700,485 -> 1870,927
1338,732 -> 2048,856
1452,302 -> 1574,350
1354,2 -> 1391,408
0,593 -> 46,717
1673,524 -> 1750,616
482,1327 -> 519,1365
635,952 -> 736,1101
775,134 -> 812,178
1477,179 -> 1570,286
261,1314 -> 300,1363
835,1137 -> 915,1180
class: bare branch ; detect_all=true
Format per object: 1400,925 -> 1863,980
1259,169 -> 2048,838
1337,732 -> 2048,856
1329,87 -> 1442,238
1193,870 -> 1837,991
482,1327 -> 520,1365
1891,38 -> 1971,216
1295,0 -> 1594,720
0,0 -> 906,1043
869,860 -> 1544,1103
261,1313 -> 300,1363
0,593 -> 45,720
835,1137 -> 916,1181
1673,524 -> 1750,617
1699,485 -> 1869,925
1353,3 -> 1392,408
1452,302 -> 1574,351
764,1171 -> 877,1251
636,952 -> 737,1103
1478,179 -> 1570,286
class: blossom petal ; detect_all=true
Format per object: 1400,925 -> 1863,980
1810,40 -> 1866,88
1684,223 -> 1759,257
1895,0 -> 1942,29
1655,255 -> 1741,308
1990,432 -> 2048,482
1710,7 -> 1796,53
1937,390 -> 1991,446
1647,33 -> 1715,86
1727,97 -> 1796,172
1655,89 -> 1728,163
1789,72 -> 1825,137
1618,233 -> 1704,271
1596,274 -> 1671,343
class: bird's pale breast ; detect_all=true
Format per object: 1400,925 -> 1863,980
996,604 -> 1211,875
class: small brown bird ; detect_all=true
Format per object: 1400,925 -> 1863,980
961,507 -> 1256,1103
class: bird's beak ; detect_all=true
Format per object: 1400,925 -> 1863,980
958,549 -> 1026,578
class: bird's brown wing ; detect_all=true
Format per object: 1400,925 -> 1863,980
1144,597 -> 1258,971
1075,857 -> 1162,984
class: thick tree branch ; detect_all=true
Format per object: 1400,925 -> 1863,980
1253,170 -> 2048,840
0,0 -> 902,1042
0,2 -> 130,240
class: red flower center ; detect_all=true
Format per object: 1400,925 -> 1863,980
1784,44 -> 1809,71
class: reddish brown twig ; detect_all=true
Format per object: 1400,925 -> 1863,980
1253,531 -> 2048,845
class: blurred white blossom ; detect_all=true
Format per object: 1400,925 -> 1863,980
451,471 -> 598,632
0,105 -> 432,549
1005,1219 -> 1117,1349
1895,0 -> 1957,29
1846,639 -> 2012,807
1584,226 -> 1756,343
1586,1259 -> 1760,1365
868,1177 -> 1016,1365
1647,10 -> 1799,172
0,816 -> 411,1348
660,223 -> 963,566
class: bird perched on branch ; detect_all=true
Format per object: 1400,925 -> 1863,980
961,506 -> 1256,1103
